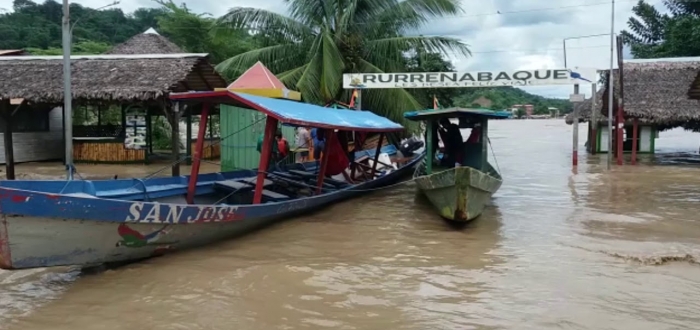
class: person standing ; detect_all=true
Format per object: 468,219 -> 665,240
295,126 -> 311,162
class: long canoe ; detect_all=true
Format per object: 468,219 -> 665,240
0,91 -> 424,270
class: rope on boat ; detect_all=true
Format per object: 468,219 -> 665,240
487,137 -> 501,174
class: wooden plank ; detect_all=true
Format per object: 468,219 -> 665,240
288,169 -> 317,178
237,176 -> 273,186
261,190 -> 290,200
215,180 -> 252,191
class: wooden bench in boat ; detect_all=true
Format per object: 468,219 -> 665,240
286,170 -> 347,188
214,179 -> 290,201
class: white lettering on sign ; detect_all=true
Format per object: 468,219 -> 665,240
125,202 -> 241,224
342,68 -> 599,89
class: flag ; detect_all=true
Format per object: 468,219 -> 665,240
433,95 -> 441,109
349,89 -> 359,108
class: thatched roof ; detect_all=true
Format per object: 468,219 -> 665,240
0,54 -> 227,103
0,50 -> 26,56
600,58 -> 700,125
105,28 -> 184,55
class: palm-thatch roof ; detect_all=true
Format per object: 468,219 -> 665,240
0,54 -> 227,103
605,58 -> 700,125
105,28 -> 184,55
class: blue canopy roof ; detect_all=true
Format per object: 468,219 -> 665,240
404,107 -> 511,121
170,91 -> 404,132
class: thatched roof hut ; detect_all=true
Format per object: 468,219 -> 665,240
105,28 -> 184,55
565,57 -> 700,129
0,54 -> 227,104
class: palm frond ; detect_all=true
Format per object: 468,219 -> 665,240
217,7 -> 314,40
214,44 -> 306,80
362,0 -> 463,34
365,35 -> 471,59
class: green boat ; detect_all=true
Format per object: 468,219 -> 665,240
404,107 -> 508,222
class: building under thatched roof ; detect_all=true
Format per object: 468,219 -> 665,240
606,58 -> 700,125
0,54 -> 227,103
105,28 -> 184,55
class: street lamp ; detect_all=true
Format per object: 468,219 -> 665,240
61,0 -> 119,180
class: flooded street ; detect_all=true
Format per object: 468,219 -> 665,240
2,120 -> 700,329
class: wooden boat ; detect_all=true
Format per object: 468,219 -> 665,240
404,107 -> 508,222
0,91 -> 424,270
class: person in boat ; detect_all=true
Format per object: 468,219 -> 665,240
295,126 -> 311,162
311,128 -> 325,170
438,118 -> 464,167
274,130 -> 290,163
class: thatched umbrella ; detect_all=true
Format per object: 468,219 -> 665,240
105,28 -> 184,55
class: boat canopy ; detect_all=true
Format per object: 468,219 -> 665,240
404,107 -> 510,121
170,90 -> 404,132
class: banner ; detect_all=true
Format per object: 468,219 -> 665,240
342,68 -> 598,89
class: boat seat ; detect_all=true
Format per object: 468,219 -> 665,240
288,170 -> 317,179
236,177 -> 273,187
215,180 -> 290,201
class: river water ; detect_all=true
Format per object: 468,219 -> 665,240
2,120 -> 700,329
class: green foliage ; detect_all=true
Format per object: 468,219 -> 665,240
214,0 -> 471,130
452,87 -> 572,114
622,0 -> 700,58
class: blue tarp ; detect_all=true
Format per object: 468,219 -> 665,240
234,92 -> 404,132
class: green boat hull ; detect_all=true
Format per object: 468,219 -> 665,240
414,162 -> 502,222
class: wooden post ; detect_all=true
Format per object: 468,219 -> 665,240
481,118 -> 489,172
616,35 -> 625,166
631,118 -> 638,165
370,133 -> 385,176
185,110 -> 192,166
170,102 -> 181,176
1,100 -> 14,180
253,116 -> 278,204
572,84 -> 579,167
590,83 -> 597,154
315,129 -> 334,194
186,103 -> 210,204
208,111 -> 213,159
425,120 -> 434,175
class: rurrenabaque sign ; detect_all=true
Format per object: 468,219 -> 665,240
342,68 -> 598,89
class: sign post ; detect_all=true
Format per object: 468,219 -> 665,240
570,89 -> 584,167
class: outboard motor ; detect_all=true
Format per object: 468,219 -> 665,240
399,136 -> 424,157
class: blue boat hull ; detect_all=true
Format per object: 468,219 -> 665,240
0,150 -> 425,269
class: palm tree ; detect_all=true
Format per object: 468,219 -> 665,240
214,0 -> 470,128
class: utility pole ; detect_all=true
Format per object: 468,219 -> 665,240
62,0 -> 73,180
607,0 -> 615,170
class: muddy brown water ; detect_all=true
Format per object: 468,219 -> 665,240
2,120 -> 700,329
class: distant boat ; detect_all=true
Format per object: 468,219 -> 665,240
404,107 -> 507,222
0,91 -> 424,270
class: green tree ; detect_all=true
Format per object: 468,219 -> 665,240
404,47 -> 458,108
622,0 -> 700,58
214,0 -> 470,128
154,0 -> 255,64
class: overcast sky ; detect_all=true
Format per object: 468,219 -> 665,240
1,0 -> 666,99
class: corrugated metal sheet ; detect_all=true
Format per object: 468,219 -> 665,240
219,105 -> 295,171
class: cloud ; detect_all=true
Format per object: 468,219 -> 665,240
0,0 -> 664,99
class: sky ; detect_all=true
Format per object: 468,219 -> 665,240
0,0 -> 667,99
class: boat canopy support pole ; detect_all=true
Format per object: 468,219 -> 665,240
0,99 -> 15,180
186,102 -> 210,204
481,118 -> 489,172
185,110 -> 192,165
170,101 -> 181,176
425,120 -> 433,175
315,130 -> 335,194
371,133 -> 385,176
253,116 -> 278,204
